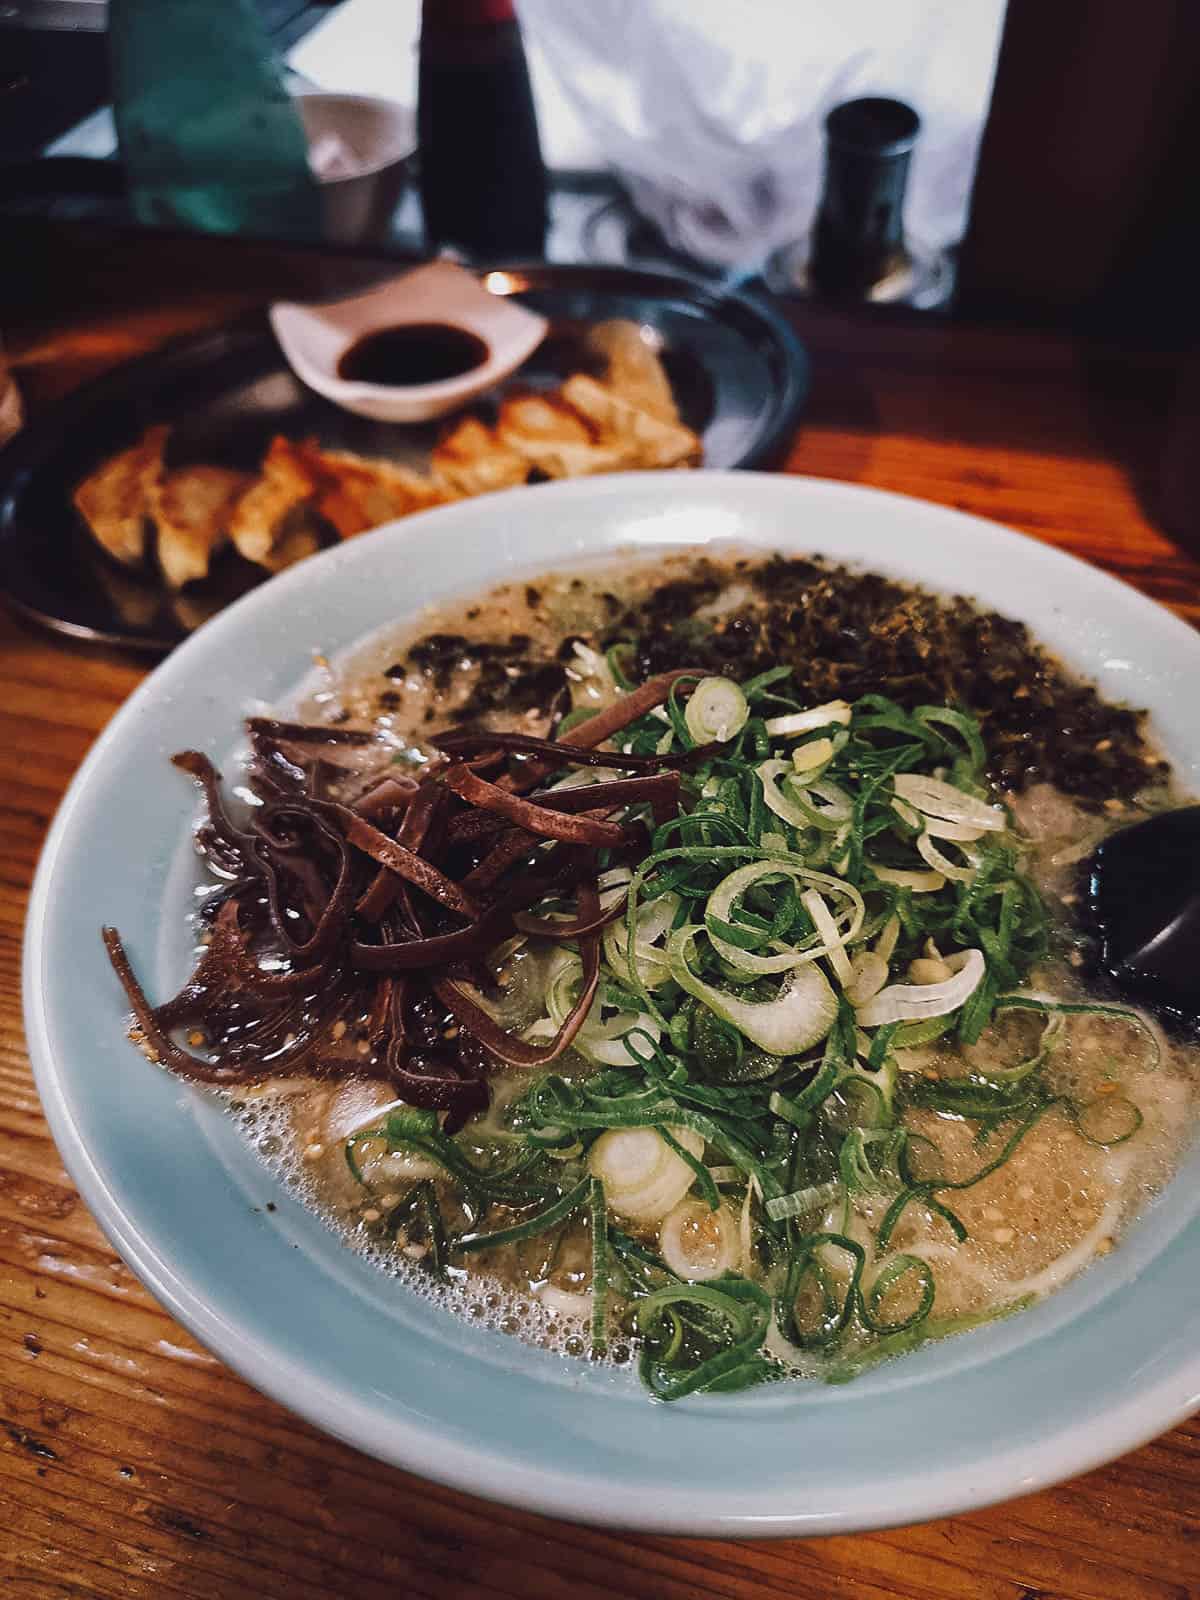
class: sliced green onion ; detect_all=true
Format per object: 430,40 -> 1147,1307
874,913 -> 901,965
741,664 -> 795,700
911,706 -> 988,779
605,641 -> 637,691
995,993 -> 1164,1071
855,948 -> 985,1028
916,831 -> 979,883
878,1096 -> 1055,1250
921,815 -> 989,843
782,1232 -> 866,1349
1071,1095 -> 1143,1147
705,1166 -> 744,1185
830,1062 -> 897,1129
756,759 -> 835,830
765,1179 -> 842,1222
703,858 -> 865,977
859,1253 -> 936,1335
661,1128 -> 720,1211
801,889 -> 853,986
962,1008 -> 1064,1087
685,676 -> 749,744
893,773 -> 1006,832
416,1181 -> 447,1276
587,1124 -> 705,1222
893,1014 -> 954,1049
868,862 -> 947,892
634,1278 -> 772,1400
589,1177 -> 609,1354
658,1198 -> 740,1280
792,736 -> 834,773
763,700 -> 852,738
825,1295 -> 1032,1383
669,925 -> 839,1056
457,1177 -> 590,1253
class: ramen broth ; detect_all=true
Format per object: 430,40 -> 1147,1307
199,552 -> 1198,1382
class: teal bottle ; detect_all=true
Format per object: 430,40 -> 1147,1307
109,0 -> 321,239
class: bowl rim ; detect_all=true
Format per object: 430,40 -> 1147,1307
293,88 -> 417,177
23,471 -> 1200,1536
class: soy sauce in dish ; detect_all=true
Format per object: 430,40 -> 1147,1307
337,323 -> 490,386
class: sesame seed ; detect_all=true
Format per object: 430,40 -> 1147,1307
1104,798 -> 1125,814
1017,1183 -> 1035,1200
379,1193 -> 400,1209
1061,891 -> 1077,906
304,1142 -> 324,1161
923,1068 -> 940,1081
1097,1080 -> 1120,1095
1095,1237 -> 1113,1256
403,1243 -> 429,1260
356,1040 -> 371,1056
982,1205 -> 1005,1222
1068,950 -> 1084,967
361,1208 -> 381,1224
991,1227 -> 1015,1244
187,1030 -> 206,1047
1095,739 -> 1112,752
332,1020 -> 347,1041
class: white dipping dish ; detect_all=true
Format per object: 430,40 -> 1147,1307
269,260 -> 549,423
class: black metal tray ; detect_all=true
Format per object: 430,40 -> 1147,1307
0,262 -> 809,651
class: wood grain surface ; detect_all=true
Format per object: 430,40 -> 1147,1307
3,240 -> 1199,1600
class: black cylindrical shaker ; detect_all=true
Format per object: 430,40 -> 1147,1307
810,97 -> 921,298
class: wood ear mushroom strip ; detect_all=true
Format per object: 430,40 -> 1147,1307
103,673 -> 702,1119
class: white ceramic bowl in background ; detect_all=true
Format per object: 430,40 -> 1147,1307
270,260 -> 549,423
23,474 -> 1200,1536
294,91 -> 415,246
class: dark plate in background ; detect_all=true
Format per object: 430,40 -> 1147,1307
0,263 -> 809,652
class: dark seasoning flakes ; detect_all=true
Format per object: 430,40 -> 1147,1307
389,552 -> 1163,804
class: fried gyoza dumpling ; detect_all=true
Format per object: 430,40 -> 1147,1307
495,392 -> 627,479
294,443 -> 444,539
588,319 -> 681,425
150,464 -> 251,588
228,437 -> 321,565
72,425 -> 168,566
559,374 -> 702,469
430,416 -> 530,498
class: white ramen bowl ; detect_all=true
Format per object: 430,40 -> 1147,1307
24,473 -> 1200,1536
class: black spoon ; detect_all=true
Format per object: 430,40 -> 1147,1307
1086,805 -> 1200,1023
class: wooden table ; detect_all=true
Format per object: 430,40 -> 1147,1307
3,237 -> 1200,1600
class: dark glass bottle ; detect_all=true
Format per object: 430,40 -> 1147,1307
418,0 -> 548,258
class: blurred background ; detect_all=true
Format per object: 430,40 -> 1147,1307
3,0 -> 1197,333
